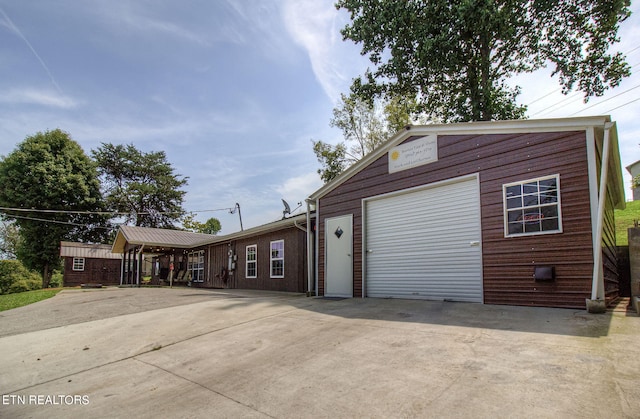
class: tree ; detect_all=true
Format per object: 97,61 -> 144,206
182,214 -> 222,235
0,218 -> 19,259
93,143 -> 188,228
313,93 -> 417,182
337,0 -> 631,122
0,129 -> 109,287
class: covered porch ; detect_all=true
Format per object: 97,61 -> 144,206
111,226 -> 215,287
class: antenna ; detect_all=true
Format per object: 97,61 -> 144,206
282,199 -> 291,219
281,199 -> 302,219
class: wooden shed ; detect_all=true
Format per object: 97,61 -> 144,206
60,241 -> 122,287
307,116 -> 625,310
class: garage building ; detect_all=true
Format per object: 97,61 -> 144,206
308,116 -> 624,310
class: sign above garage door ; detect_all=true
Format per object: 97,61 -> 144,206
388,134 -> 438,173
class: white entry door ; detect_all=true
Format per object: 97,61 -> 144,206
325,215 -> 353,297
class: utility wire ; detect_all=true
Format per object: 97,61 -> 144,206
601,96 -> 640,114
4,213 -> 116,229
570,83 -> 640,115
0,206 -> 235,216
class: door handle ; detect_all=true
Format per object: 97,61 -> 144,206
469,241 -> 480,247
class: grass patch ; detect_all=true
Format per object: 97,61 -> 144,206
615,200 -> 640,245
0,288 -> 62,312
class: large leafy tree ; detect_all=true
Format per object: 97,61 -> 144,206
182,214 -> 222,235
313,93 -> 418,182
0,129 -> 108,287
92,143 -> 188,228
337,0 -> 631,122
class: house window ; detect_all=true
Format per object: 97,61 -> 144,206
246,245 -> 257,278
504,174 -> 562,237
187,250 -> 205,282
72,257 -> 85,271
270,240 -> 284,278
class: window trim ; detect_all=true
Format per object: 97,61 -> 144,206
503,174 -> 563,238
187,250 -> 205,282
270,240 -> 284,278
246,244 -> 257,279
72,257 -> 85,271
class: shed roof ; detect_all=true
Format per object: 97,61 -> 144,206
60,241 -> 122,259
111,226 -> 215,253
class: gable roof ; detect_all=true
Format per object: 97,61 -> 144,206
309,115 -> 613,201
60,241 -> 122,259
626,160 -> 640,176
111,226 -> 215,253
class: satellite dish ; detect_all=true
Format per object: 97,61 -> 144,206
282,199 -> 291,219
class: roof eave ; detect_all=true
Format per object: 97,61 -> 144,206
309,116 -> 612,201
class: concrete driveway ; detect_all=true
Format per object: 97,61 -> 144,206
0,287 -> 638,418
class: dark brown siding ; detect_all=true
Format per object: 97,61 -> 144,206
197,227 -> 307,293
318,131 -> 595,308
205,243 -> 231,288
63,257 -> 121,287
601,164 -> 620,304
232,227 -> 306,293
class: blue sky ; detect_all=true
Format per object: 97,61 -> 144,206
1,1 -> 639,235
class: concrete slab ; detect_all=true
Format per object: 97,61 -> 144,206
0,288 -> 638,418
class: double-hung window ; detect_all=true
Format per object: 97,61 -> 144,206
246,245 -> 257,278
72,257 -> 85,271
270,240 -> 284,278
504,174 -> 562,237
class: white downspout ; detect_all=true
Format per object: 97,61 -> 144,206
137,244 -> 145,287
120,255 -> 124,286
590,123 -> 613,303
314,197 -> 320,296
305,199 -> 314,296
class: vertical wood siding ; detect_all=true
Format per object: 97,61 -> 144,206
202,227 -> 306,293
62,257 -> 121,286
318,130 -> 597,308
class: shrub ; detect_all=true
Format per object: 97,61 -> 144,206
0,260 -> 43,294
49,270 -> 63,288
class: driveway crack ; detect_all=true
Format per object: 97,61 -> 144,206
133,357 -> 276,418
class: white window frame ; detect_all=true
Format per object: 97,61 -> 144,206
188,250 -> 205,282
270,240 -> 284,278
246,244 -> 257,278
503,174 -> 563,238
72,257 -> 85,271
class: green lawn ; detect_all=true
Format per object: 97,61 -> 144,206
0,288 -> 62,312
615,200 -> 640,246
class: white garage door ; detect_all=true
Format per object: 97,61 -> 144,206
364,176 -> 483,302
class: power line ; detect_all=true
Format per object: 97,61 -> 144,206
570,83 -> 640,116
4,213 -> 116,230
601,96 -> 640,114
0,206 -> 234,216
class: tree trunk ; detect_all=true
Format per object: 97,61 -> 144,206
42,263 -> 51,289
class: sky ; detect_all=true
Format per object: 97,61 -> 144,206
0,1 -> 639,235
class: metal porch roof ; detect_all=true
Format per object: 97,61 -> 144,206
111,226 -> 215,253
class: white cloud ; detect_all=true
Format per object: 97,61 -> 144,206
275,171 -> 323,204
282,0 -> 367,103
0,88 -> 78,108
